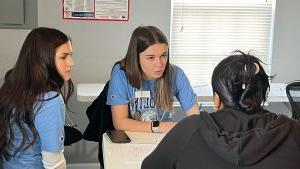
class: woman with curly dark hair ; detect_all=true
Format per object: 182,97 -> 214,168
142,51 -> 300,169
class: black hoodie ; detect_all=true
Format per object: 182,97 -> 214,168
142,107 -> 300,169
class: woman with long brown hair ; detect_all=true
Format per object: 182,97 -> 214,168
107,26 -> 199,133
0,27 -> 74,169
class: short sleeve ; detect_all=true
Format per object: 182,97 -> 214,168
34,92 -> 65,152
107,64 -> 131,105
173,66 -> 197,112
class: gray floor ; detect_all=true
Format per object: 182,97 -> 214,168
65,140 -> 102,168
65,140 -> 99,163
67,163 -> 102,169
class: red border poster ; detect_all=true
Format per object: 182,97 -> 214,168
63,0 -> 129,21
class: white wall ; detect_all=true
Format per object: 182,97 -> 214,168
1,0 -> 299,84
38,0 -> 171,84
0,30 -> 30,84
271,0 -> 300,82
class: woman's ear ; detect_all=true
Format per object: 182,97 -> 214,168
213,92 -> 222,111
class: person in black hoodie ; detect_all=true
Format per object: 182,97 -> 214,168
142,50 -> 300,169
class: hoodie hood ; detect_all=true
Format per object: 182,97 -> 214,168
198,107 -> 291,167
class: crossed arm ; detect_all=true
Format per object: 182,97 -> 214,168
111,102 -> 199,133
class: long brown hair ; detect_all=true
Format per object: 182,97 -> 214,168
0,27 -> 74,160
119,26 -> 174,112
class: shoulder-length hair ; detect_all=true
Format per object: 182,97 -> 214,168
211,50 -> 270,113
118,26 -> 174,112
0,27 -> 74,160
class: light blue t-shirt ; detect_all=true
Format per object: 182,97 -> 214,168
107,64 -> 197,122
3,91 -> 65,169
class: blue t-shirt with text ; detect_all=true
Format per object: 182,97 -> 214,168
107,64 -> 197,122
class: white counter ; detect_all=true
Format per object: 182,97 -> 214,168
77,83 -> 288,103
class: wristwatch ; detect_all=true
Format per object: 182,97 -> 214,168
151,121 -> 160,133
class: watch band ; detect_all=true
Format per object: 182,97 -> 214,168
151,121 -> 160,133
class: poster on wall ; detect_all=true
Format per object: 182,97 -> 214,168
63,0 -> 129,21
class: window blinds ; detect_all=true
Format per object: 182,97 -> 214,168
170,0 -> 275,85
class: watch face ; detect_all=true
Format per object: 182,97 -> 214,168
153,121 -> 159,127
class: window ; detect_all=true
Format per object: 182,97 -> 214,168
170,0 -> 275,85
